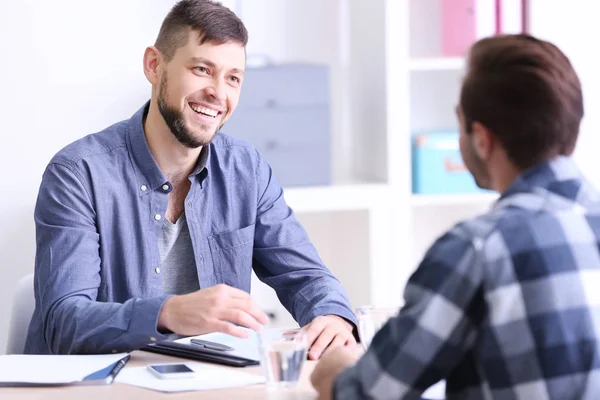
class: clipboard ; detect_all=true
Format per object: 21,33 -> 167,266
141,341 -> 259,367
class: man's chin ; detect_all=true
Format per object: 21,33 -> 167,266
190,129 -> 218,147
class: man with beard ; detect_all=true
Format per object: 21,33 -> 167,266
25,0 -> 357,357
311,34 -> 600,399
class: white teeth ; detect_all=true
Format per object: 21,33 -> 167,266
190,104 -> 218,117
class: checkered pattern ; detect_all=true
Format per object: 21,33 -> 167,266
334,157 -> 600,400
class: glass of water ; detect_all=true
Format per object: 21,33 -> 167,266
257,328 -> 307,389
356,306 -> 399,350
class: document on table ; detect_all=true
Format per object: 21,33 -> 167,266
115,362 -> 265,392
0,353 -> 129,385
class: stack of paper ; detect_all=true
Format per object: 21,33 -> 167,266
115,362 -> 265,392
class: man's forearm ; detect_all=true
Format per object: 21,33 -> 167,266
44,295 -> 170,354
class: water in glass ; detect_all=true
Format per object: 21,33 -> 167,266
258,328 -> 307,388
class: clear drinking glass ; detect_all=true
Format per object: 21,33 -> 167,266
257,328 -> 307,389
356,306 -> 399,350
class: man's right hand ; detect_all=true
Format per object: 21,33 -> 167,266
157,284 -> 269,338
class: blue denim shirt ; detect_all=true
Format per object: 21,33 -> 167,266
25,102 -> 356,354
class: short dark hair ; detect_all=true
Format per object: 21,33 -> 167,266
460,34 -> 584,170
154,0 -> 248,62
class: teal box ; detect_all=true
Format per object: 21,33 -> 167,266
411,131 -> 483,194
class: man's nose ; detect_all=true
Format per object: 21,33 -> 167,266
206,77 -> 227,102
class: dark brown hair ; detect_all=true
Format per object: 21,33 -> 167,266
460,34 -> 584,169
154,0 -> 248,62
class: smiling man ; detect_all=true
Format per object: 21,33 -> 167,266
25,0 -> 356,357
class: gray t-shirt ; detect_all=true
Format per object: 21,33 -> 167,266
158,212 -> 200,295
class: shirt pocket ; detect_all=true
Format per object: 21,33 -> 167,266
208,223 -> 255,291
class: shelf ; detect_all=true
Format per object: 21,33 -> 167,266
283,183 -> 389,214
409,57 -> 465,72
411,192 -> 499,207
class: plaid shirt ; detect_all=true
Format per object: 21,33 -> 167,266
335,156 -> 600,400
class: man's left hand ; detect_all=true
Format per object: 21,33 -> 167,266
303,315 -> 356,360
310,346 -> 361,400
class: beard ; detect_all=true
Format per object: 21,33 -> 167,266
157,74 -> 222,149
461,136 -> 491,190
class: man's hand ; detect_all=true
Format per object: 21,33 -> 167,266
157,284 -> 269,338
304,315 -> 356,360
311,346 -> 361,400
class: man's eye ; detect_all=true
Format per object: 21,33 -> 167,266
195,66 -> 208,74
229,76 -> 240,83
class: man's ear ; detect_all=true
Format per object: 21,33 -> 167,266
471,121 -> 494,161
143,46 -> 162,86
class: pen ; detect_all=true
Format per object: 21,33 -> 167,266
189,338 -> 234,352
80,353 -> 131,385
106,354 -> 131,383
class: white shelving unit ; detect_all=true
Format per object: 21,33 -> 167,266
284,184 -> 390,214
227,0 -> 509,326
409,57 -> 464,71
411,193 -> 498,207
405,0 -> 503,268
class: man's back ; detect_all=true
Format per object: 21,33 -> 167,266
463,157 -> 600,398
333,157 -> 600,400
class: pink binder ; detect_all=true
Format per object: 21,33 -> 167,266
441,0 -> 527,57
441,0 -> 477,57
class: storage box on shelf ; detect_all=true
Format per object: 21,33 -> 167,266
411,130 -> 491,195
223,63 -> 332,187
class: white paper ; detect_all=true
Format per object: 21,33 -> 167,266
0,353 -> 129,384
175,331 -> 261,361
115,362 -> 265,392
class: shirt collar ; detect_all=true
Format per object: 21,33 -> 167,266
497,155 -> 600,210
191,144 -> 210,177
126,101 -> 211,191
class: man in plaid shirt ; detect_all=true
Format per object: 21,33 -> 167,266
311,34 -> 600,399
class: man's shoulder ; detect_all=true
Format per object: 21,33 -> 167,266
452,197 -> 600,261
428,202 -> 529,258
49,120 -> 129,168
209,131 -> 263,164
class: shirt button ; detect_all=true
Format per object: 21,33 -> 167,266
140,185 -> 147,191
154,214 -> 162,221
112,349 -> 118,354
150,336 -> 157,342
162,184 -> 170,191
155,267 -> 161,274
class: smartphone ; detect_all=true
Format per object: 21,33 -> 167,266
147,363 -> 196,379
